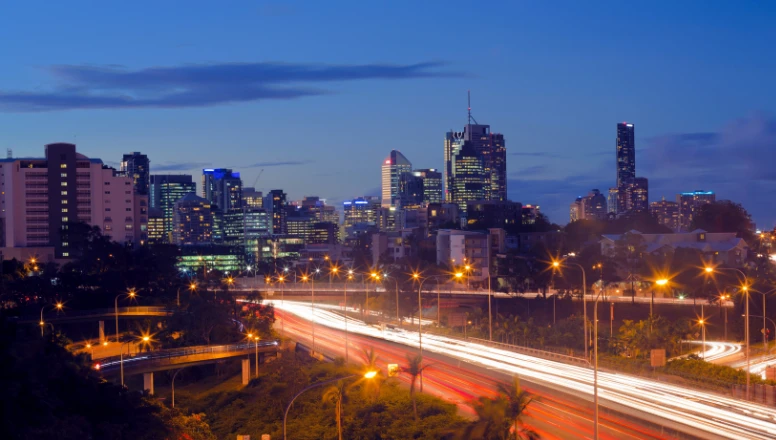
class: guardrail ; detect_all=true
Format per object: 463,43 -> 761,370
14,306 -> 174,323
468,337 -> 590,367
95,339 -> 280,372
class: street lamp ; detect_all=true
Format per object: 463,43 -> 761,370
302,270 -> 319,353
283,371 -> 378,440
247,333 -> 260,377
698,317 -> 707,359
720,293 -> 731,340
39,302 -> 64,337
343,271 -> 355,362
704,265 -> 751,399
115,289 -> 137,343
121,334 -> 152,387
553,258 -> 589,360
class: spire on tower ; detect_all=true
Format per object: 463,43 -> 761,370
467,90 -> 478,124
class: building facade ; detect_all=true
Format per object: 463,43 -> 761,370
677,190 -> 716,231
149,174 -> 196,240
451,141 -> 487,213
173,193 -> 214,245
412,168 -> 443,204
616,122 -> 635,213
650,198 -> 680,231
381,150 -> 413,207
444,120 -> 507,204
265,189 -> 288,235
0,143 -> 148,259
120,152 -> 150,195
202,168 -> 242,211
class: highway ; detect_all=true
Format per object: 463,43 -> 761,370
272,300 -> 776,440
280,310 -> 668,440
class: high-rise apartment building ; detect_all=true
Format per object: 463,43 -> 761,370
569,189 -> 608,222
624,177 -> 649,212
120,152 -> 150,195
607,188 -> 619,214
381,150 -> 412,207
650,198 -> 680,231
173,193 -> 214,245
412,168 -> 443,204
677,190 -> 716,231
265,189 -> 287,235
398,172 -> 424,208
150,175 -> 196,240
451,141 -> 486,213
0,143 -> 148,259
202,168 -> 242,211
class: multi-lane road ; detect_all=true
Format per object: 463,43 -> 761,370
273,300 -> 776,440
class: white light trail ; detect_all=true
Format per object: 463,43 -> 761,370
271,300 -> 776,440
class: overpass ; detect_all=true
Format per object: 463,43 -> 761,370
14,306 -> 174,324
95,340 -> 280,394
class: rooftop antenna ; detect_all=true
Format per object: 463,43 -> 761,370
467,90 -> 478,125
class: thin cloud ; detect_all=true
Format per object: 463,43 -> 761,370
510,152 -> 559,158
154,162 -> 211,171
245,160 -> 314,167
0,61 -> 458,112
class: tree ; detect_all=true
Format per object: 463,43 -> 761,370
691,201 -> 754,243
460,396 -> 511,440
405,354 -> 432,420
322,381 -> 346,440
497,377 -> 539,440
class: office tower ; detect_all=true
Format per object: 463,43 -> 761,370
466,200 -> 522,228
413,168 -> 443,204
375,206 -> 402,232
287,215 -> 316,242
120,152 -> 150,195
202,168 -> 243,211
243,187 -> 263,208
677,190 -> 716,230
616,122 -> 636,213
147,208 -> 166,244
173,194 -> 214,245
399,172 -> 424,208
381,150 -> 412,207
150,175 -> 196,239
570,197 -> 583,222
451,141 -> 486,212
343,197 -> 380,229
309,222 -> 339,244
0,143 -> 149,259
650,198 -> 680,231
265,189 -> 287,234
444,95 -> 507,203
569,190 -> 608,222
624,177 -> 649,212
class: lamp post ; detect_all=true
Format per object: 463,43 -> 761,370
115,289 -> 137,343
747,314 -> 776,355
344,271 -> 354,363
283,371 -> 377,440
653,278 -> 669,335
553,259 -> 588,360
247,333 -> 260,377
121,335 -> 151,387
705,266 -> 750,399
488,274 -> 493,341
719,293 -> 730,340
39,302 -> 64,337
171,367 -> 188,408
277,275 -> 286,333
698,316 -> 707,360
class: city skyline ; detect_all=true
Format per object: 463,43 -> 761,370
1,2 -> 775,226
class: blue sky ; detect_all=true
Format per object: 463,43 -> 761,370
1,1 -> 775,226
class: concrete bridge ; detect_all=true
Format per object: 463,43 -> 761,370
15,306 -> 174,324
94,339 -> 280,394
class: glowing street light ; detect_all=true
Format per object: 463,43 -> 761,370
115,289 -> 137,342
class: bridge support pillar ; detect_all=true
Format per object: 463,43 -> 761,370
98,321 -> 105,344
241,358 -> 250,385
143,372 -> 154,395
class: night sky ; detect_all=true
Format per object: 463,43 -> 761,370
1,1 -> 774,226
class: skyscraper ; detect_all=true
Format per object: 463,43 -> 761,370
173,193 -> 214,245
451,141 -> 486,212
150,175 -> 196,239
202,168 -> 243,211
413,168 -> 443,204
616,122 -> 636,213
624,177 -> 649,212
265,189 -> 287,235
444,94 -> 507,203
381,150 -> 412,207
120,152 -> 150,195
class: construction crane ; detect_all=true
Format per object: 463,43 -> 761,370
251,169 -> 264,191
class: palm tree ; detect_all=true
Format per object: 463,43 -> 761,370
322,381 -> 346,440
458,395 -> 510,439
361,347 -> 382,401
497,377 -> 539,440
405,354 -> 431,420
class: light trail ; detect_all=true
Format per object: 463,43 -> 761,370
271,300 -> 776,440
681,341 -> 742,362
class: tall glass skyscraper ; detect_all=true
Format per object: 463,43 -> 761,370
202,168 -> 243,211
381,150 -> 412,207
451,141 -> 486,212
616,122 -> 636,213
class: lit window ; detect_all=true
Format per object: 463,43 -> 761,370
60,173 -> 67,178
61,191 -> 67,196
60,164 -> 67,169
61,182 -> 67,187
62,217 -> 68,222
62,252 -> 69,257
61,208 -> 68,213
62,242 -> 68,247
62,200 -> 67,205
